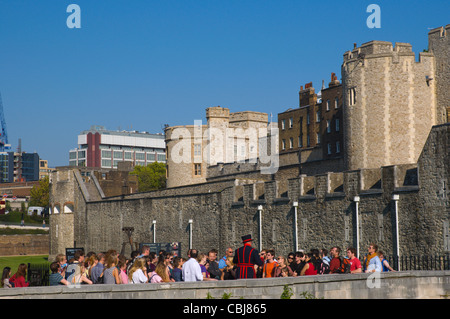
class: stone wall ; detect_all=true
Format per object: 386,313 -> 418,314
48,124 -> 450,260
1,271 -> 448,299
0,234 -> 49,256
429,25 -> 450,124
342,41 -> 437,171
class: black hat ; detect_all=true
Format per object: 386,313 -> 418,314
242,234 -> 252,243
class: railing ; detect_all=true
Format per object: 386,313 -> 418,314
27,262 -> 50,287
383,255 -> 450,271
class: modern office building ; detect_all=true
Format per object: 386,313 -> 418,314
69,125 -> 166,169
0,151 -> 40,183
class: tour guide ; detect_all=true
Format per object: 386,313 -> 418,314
233,234 -> 263,279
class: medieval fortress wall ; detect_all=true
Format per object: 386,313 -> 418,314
342,41 -> 436,171
49,26 -> 450,260
48,123 -> 449,259
429,25 -> 450,124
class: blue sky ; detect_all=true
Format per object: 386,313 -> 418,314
0,0 -> 448,167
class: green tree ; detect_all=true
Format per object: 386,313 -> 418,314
29,176 -> 50,207
130,162 -> 166,192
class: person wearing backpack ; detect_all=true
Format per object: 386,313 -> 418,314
329,247 -> 342,274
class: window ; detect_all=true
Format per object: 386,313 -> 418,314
194,164 -> 202,176
157,153 -> 166,162
327,120 -> 331,133
316,133 -> 321,144
102,159 -> 112,168
298,136 -> 303,148
335,97 -> 339,109
102,150 -> 112,158
289,117 -> 293,128
282,139 -> 286,150
327,143 -> 332,155
307,134 -> 310,147
316,110 -> 320,123
194,144 -> 202,157
289,137 -> 293,149
307,113 -> 310,125
124,152 -> 133,160
281,119 -> 286,130
336,141 -> 341,153
336,119 -> 340,132
349,88 -> 356,105
326,100 -> 330,111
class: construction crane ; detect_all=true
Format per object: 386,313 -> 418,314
0,92 -> 11,152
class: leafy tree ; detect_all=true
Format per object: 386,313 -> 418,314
29,176 -> 49,207
130,162 -> 166,192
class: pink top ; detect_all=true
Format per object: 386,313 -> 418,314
150,272 -> 162,283
119,270 -> 128,284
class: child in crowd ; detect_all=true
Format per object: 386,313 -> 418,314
1,267 -> 12,288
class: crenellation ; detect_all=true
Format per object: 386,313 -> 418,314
299,174 -> 316,197
327,172 -> 344,194
225,164 -> 420,207
360,168 -> 382,193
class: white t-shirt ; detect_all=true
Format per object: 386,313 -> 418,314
131,269 -> 148,284
182,258 -> 203,282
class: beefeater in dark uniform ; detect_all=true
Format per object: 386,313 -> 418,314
233,234 -> 263,279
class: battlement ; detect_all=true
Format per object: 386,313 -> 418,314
428,24 -> 450,39
229,111 -> 268,124
229,163 -> 419,205
206,106 -> 230,120
343,40 -> 433,63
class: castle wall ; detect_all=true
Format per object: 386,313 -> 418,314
342,41 -> 436,171
429,25 -> 450,124
49,124 -> 450,259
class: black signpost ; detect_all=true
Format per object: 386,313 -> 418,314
139,242 -> 182,257
65,247 -> 85,262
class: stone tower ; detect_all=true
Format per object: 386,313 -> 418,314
341,40 -> 437,171
165,106 -> 268,188
428,25 -> 450,124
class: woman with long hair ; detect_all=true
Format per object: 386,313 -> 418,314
300,253 -> 318,276
150,261 -> 171,283
128,258 -> 148,284
10,264 -> 29,287
103,254 -> 121,284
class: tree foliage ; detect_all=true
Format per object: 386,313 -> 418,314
29,176 -> 50,207
130,162 -> 166,192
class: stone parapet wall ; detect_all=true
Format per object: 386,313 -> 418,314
1,271 -> 448,299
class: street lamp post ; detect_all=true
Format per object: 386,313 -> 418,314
293,201 -> 299,252
188,219 -> 193,249
257,205 -> 263,252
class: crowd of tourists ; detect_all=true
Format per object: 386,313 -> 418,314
1,238 -> 394,288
